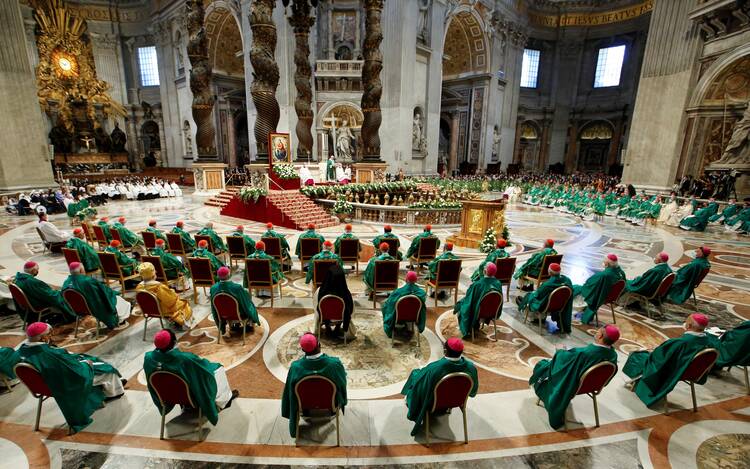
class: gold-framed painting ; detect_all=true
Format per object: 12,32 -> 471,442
268,133 -> 291,164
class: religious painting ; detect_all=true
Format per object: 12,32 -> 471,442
332,10 -> 357,60
269,133 -> 291,164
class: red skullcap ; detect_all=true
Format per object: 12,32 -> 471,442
700,246 -> 712,256
153,330 -> 172,350
266,222 -> 273,229
446,337 -> 464,353
255,241 -> 265,250
497,239 -> 507,248
546,239 -> 555,247
236,225 -> 244,231
217,266 -> 231,279
549,263 -> 561,273
692,314 -> 709,328
445,243 -> 453,250
149,219 -> 157,225
73,228 -> 83,235
26,322 -> 50,338
198,240 -> 208,248
384,225 -> 392,231
406,271 -> 418,283
425,225 -> 432,231
68,262 -> 82,272
155,239 -> 165,246
379,242 -> 390,251
345,224 -> 352,231
485,262 -> 497,276
604,324 -> 621,342
607,254 -> 618,262
101,217 -> 109,222
118,217 -> 126,223
176,221 -> 184,227
308,223 -> 316,230
658,252 -> 669,262
24,261 -> 38,270
110,240 -> 121,247
324,241 -> 333,248
299,333 -> 318,353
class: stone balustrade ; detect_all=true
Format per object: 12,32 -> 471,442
315,198 -> 461,226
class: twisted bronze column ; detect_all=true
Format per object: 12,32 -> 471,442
288,0 -> 316,160
249,0 -> 280,162
186,0 -> 216,157
360,0 -> 385,161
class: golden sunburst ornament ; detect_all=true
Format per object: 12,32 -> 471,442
52,49 -> 79,78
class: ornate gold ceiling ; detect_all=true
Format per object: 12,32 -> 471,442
443,11 -> 488,78
205,7 -> 243,77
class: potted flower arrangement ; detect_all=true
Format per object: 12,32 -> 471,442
332,196 -> 353,222
272,163 -> 297,180
238,186 -> 268,203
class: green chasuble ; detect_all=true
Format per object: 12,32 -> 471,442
112,222 -> 142,248
326,158 -> 335,180
66,237 -> 100,272
13,272 -> 74,320
372,233 -> 403,260
104,246 -> 138,276
66,200 -> 80,218
667,256 -> 710,304
262,230 -> 290,256
455,276 -> 503,337
151,247 -> 189,279
517,274 -> 574,333
0,347 -> 20,379
295,230 -> 326,257
305,251 -> 342,283
427,251 -> 459,280
146,226 -> 167,242
623,332 -> 720,407
715,321 -> 750,368
624,263 -> 672,295
210,280 -> 260,326
334,233 -> 359,254
231,231 -> 256,255
401,357 -> 478,436
708,204 -> 738,223
529,344 -> 617,429
196,228 -> 226,251
18,343 -> 120,432
281,354 -> 347,437
679,202 -> 719,231
62,274 -> 123,328
143,348 -> 222,425
406,233 -> 439,258
97,221 -> 113,242
471,248 -> 508,282
172,226 -> 196,249
363,252 -> 395,290
575,266 -> 626,324
725,207 -> 750,226
192,247 -> 226,274
514,247 -> 557,279
381,283 -> 427,338
244,250 -> 285,287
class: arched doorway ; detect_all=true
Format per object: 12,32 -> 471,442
516,121 -> 541,170
577,121 -> 613,172
317,102 -> 364,163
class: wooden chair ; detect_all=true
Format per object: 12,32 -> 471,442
195,234 -> 224,261
226,236 -> 247,269
186,257 -> 216,304
311,259 -> 338,294
599,279 -> 626,325
408,236 -> 439,272
372,260 -> 400,309
381,238 -> 400,259
261,237 -> 289,272
62,247 -> 99,276
294,375 -> 341,446
141,255 -> 187,291
9,283 -> 51,331
424,372 -> 473,446
337,238 -> 360,272
691,268 -> 711,309
35,227 -> 65,254
14,363 -> 55,432
149,370 -> 213,440
81,222 -> 97,247
166,233 -> 189,257
665,348 -> 719,413
523,254 -> 563,289
212,292 -> 248,345
317,295 -> 347,344
626,272 -> 676,319
473,291 -> 503,342
62,288 -> 103,339
299,238 -> 322,270
523,285 -> 573,335
141,230 -> 157,251
564,361 -> 617,429
110,229 -> 131,253
135,290 -> 166,341
494,257 -> 517,301
245,258 -> 282,308
426,259 -> 463,308
393,294 -> 423,347
91,225 -> 109,249
97,251 -> 140,292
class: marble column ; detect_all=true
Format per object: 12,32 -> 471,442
448,111 -> 459,173
288,0 -> 315,161
360,0 -> 385,162
155,20 -> 183,167
0,0 -> 54,189
249,0 -> 280,162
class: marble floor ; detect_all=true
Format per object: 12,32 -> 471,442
0,191 -> 749,468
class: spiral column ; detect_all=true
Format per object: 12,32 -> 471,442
249,0 -> 280,162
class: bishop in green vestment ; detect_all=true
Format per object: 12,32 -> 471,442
66,229 -> 100,272
471,239 -> 509,282
514,239 -> 557,289
112,217 -> 143,248
62,262 -> 131,329
196,222 -> 226,252
97,217 -> 113,242
245,241 -> 285,289
679,200 -> 719,231
14,261 -> 75,320
455,263 -> 503,337
295,224 -> 326,261
144,329 -> 238,427
381,271 -> 426,338
334,224 -> 360,255
401,338 -> 478,436
714,321 -> 750,369
624,252 -> 672,297
623,314 -> 720,407
192,240 -> 226,274
668,246 -> 711,304
516,263 -> 574,333
18,322 -> 123,433
152,239 -> 189,279
305,241 -> 342,284
231,225 -> 255,255
105,240 -> 139,276
262,223 -> 291,258
146,219 -> 168,242
363,243 -> 395,293
0,347 -> 20,380
372,225 -> 403,260
709,200 -> 738,224
573,254 -> 626,325
427,243 -> 458,281
326,156 -> 335,181
210,267 -> 260,334
406,225 -> 439,259
171,220 -> 195,249
530,325 -> 619,429
281,333 -> 347,437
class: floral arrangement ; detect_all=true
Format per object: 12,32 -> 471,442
272,163 -> 298,180
238,186 -> 267,203
332,196 -> 353,214
300,181 -> 417,198
409,200 -> 462,209
75,206 -> 97,221
479,228 -> 497,253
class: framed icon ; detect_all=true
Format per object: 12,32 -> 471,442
268,133 -> 291,164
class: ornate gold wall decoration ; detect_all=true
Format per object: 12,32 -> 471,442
580,122 -> 614,140
528,0 -> 653,28
443,11 -> 488,78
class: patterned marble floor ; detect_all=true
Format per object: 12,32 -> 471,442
0,191 -> 749,468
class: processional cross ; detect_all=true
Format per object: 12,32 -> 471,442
323,115 -> 341,159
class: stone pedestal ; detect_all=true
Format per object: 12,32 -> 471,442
705,163 -> 750,200
447,199 -> 506,248
353,162 -> 387,183
192,163 -> 227,194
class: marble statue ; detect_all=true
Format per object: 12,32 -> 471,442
110,122 -> 127,153
492,125 -> 501,160
337,119 -> 355,161
417,0 -> 430,43
713,104 -> 750,166
183,121 -> 193,156
412,109 -> 427,154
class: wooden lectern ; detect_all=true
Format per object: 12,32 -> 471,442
447,199 -> 506,248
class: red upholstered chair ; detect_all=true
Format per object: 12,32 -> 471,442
91,225 -> 109,250
565,361 -> 618,429
599,279 -> 626,326
426,259 -> 463,308
408,236 -> 438,273
149,370 -> 212,440
474,290 -> 503,342
135,290 -> 165,341
62,247 -> 99,276
141,231 -> 157,251
110,229 -> 131,253
80,222 -> 97,246
166,233 -> 189,257
62,288 -> 102,339
311,259 -> 338,294
245,259 -> 282,307
14,363 -> 54,432
194,234 -> 215,252
393,294 -> 423,347
294,375 -> 341,446
666,348 -> 719,413
691,268 -> 711,308
523,285 -> 573,335
9,283 -> 51,330
372,260 -> 400,309
141,255 -> 187,292
186,257 -> 216,304
226,236 -> 247,269
524,254 -> 563,289
381,238 -> 400,259
494,257 -> 517,301
425,372 -> 474,446
628,272 -> 676,319
97,251 -> 140,292
212,292 -> 248,345
317,295 -> 346,344
261,237 -> 287,271
299,238 -> 322,270
337,238 -> 360,272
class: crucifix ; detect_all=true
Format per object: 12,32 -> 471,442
322,115 -> 341,159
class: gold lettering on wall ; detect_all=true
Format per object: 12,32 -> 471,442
529,0 -> 653,28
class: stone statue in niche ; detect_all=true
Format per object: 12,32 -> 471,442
492,125 -> 501,160
713,103 -> 750,166
412,108 -> 427,154
183,120 -> 193,156
94,126 -> 111,153
336,119 -> 355,162
110,122 -> 127,153
417,0 -> 430,44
